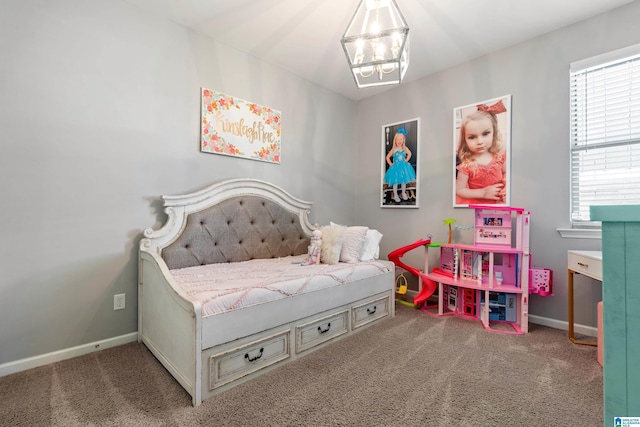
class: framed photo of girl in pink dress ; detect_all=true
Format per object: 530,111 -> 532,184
453,95 -> 511,208
381,118 -> 419,208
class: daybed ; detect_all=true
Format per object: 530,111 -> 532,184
138,179 -> 395,406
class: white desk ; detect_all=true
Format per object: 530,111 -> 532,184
567,250 -> 602,346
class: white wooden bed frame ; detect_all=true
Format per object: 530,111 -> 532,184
138,179 -> 395,406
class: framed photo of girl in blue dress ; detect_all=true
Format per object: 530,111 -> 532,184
381,118 -> 419,208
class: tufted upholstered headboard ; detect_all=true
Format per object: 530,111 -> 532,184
141,179 -> 315,271
162,196 -> 310,269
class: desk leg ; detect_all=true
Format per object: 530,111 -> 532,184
568,268 -> 597,346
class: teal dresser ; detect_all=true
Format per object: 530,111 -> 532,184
590,205 -> 640,424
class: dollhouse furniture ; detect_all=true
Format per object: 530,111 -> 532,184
591,205 -> 640,421
422,205 -> 531,334
567,250 -> 602,346
138,179 -> 395,406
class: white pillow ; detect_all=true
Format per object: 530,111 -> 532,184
360,229 -> 383,261
338,225 -> 369,263
320,224 -> 346,265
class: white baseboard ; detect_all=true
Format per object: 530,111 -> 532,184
2,313 -> 597,379
529,315 -> 597,337
0,332 -> 139,378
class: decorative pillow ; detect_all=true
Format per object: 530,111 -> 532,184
360,229 -> 383,261
320,224 -> 346,265
333,224 -> 368,263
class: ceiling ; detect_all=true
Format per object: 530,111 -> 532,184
123,0 -> 635,101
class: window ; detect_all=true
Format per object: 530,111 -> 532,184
570,44 -> 640,226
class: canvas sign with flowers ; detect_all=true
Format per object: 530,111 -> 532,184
201,88 -> 281,164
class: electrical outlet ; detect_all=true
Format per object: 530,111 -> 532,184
114,293 -> 126,310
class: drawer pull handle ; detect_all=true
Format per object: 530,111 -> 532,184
317,323 -> 331,334
367,306 -> 377,315
244,347 -> 264,362
577,262 -> 589,268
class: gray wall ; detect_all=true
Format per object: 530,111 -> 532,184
0,0 -> 357,365
2,0 -> 639,367
356,1 -> 640,327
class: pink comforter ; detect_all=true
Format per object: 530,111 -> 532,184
170,256 -> 390,317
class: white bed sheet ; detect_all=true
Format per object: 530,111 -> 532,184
170,256 -> 391,318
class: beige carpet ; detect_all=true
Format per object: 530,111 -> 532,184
0,304 -> 603,426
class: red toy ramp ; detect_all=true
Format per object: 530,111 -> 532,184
414,275 -> 437,306
387,238 -> 433,307
387,238 -> 431,277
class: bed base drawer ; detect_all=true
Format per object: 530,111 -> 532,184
208,330 -> 290,390
295,310 -> 349,354
201,290 -> 394,402
352,295 -> 390,329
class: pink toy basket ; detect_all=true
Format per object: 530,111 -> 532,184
529,268 -> 553,296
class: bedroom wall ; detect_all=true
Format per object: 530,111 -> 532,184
355,1 -> 640,329
0,0 -> 357,365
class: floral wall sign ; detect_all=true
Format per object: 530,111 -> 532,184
201,88 -> 281,164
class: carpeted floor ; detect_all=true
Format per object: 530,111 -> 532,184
0,303 -> 603,426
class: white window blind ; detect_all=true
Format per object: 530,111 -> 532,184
570,45 -> 640,225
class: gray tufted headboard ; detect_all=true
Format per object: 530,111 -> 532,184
140,179 -> 315,271
162,196 -> 311,269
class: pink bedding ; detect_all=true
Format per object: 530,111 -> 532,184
170,256 -> 391,317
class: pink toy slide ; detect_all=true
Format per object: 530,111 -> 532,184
387,238 -> 437,306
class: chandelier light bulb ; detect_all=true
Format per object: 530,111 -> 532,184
381,63 -> 396,73
359,65 -> 375,77
370,20 -> 380,34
